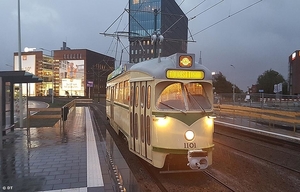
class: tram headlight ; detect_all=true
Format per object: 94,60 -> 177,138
205,114 -> 216,127
206,116 -> 214,127
154,116 -> 168,127
185,130 -> 195,141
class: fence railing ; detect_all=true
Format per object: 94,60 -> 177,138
26,99 -> 93,132
214,104 -> 300,132
214,93 -> 300,111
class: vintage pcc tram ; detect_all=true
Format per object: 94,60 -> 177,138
106,53 -> 214,171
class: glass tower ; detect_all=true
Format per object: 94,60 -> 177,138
129,0 -> 188,63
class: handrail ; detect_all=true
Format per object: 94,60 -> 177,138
26,99 -> 93,131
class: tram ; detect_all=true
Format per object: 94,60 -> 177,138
106,53 -> 214,171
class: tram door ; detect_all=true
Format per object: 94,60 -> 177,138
129,82 -> 140,154
130,81 -> 152,160
140,82 -> 151,159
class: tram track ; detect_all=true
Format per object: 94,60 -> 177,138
203,170 -> 235,192
88,100 -> 300,191
89,101 -> 236,191
214,130 -> 300,174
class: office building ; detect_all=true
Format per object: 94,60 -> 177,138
129,0 -> 188,63
13,46 -> 114,98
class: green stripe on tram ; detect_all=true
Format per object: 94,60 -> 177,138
152,111 -> 211,126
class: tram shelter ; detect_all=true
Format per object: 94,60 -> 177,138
0,71 -> 42,150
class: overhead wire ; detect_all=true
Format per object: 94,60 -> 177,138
190,0 -> 263,39
188,0 -> 224,21
101,2 -> 130,66
185,0 -> 206,15
181,0 -> 208,42
178,0 -> 223,42
179,0 -> 186,6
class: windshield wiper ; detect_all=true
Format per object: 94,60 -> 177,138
159,102 -> 186,114
184,85 -> 206,112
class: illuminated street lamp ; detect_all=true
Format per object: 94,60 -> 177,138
230,64 -> 236,104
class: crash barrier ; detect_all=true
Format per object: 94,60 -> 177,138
27,99 -> 93,132
214,104 -> 300,132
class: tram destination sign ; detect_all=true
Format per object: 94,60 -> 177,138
166,70 -> 204,80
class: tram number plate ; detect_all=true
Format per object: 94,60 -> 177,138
184,143 -> 196,148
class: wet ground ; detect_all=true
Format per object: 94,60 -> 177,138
1,104 -> 140,192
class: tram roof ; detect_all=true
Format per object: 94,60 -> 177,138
129,54 -> 212,80
107,53 -> 213,81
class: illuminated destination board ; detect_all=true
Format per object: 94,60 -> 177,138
166,70 -> 205,80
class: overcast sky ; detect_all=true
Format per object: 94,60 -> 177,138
0,0 -> 299,91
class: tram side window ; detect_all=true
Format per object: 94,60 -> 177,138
119,82 -> 124,102
147,85 -> 151,109
135,86 -> 139,107
115,84 -> 118,101
130,85 -> 134,106
157,83 -> 185,110
141,85 -> 145,108
106,87 -> 110,100
124,80 -> 129,105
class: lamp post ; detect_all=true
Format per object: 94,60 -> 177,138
17,0 -> 23,127
230,65 -> 236,105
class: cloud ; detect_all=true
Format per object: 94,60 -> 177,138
12,3 -> 60,27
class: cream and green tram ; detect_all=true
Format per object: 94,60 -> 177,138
106,53 -> 214,171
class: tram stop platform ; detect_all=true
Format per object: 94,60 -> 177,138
0,106 -> 140,192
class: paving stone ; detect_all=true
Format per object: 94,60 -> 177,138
0,106 -> 124,192
46,178 -> 63,185
52,183 -> 71,190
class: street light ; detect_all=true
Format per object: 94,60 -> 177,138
17,0 -> 23,127
230,65 -> 236,105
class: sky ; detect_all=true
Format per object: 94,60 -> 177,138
0,0 -> 299,91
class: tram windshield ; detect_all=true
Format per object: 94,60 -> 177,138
156,82 -> 212,111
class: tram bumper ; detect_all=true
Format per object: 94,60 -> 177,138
187,150 -> 208,170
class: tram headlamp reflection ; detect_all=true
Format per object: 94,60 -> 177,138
185,130 -> 195,141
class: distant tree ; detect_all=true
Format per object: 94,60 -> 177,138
256,69 -> 287,94
213,72 -> 242,93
